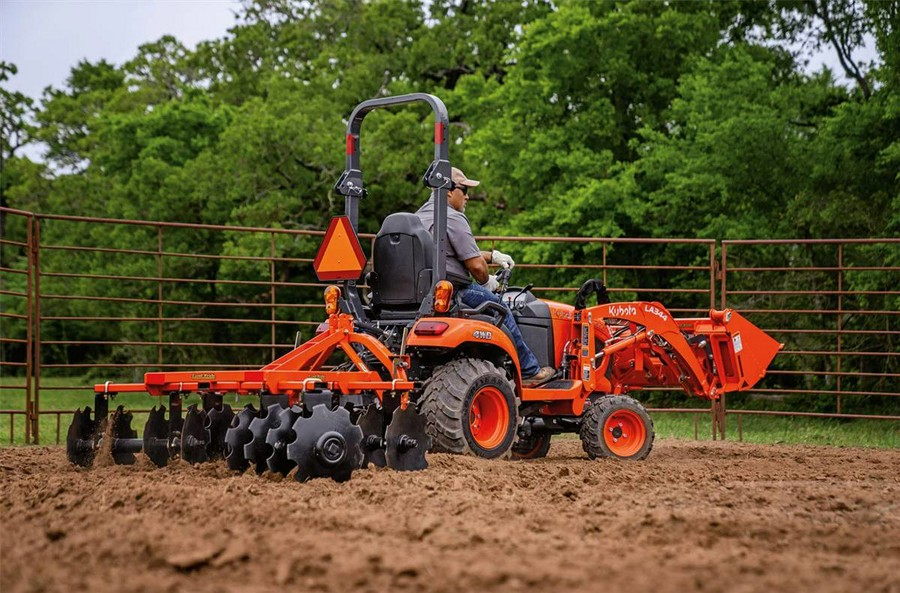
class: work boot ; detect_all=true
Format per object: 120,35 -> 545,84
523,366 -> 554,387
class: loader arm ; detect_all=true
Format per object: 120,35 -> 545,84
583,302 -> 783,400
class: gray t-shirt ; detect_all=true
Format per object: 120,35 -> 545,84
415,196 -> 481,285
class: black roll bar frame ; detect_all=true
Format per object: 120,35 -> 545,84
333,93 -> 453,319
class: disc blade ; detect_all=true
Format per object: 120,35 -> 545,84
385,406 -> 430,472
287,404 -> 363,483
110,405 -> 138,465
224,404 -> 257,472
181,404 -> 211,464
265,405 -> 302,476
143,405 -> 170,468
244,404 -> 281,474
356,404 -> 386,468
205,404 -> 234,461
66,407 -> 98,467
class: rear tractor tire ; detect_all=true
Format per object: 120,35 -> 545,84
580,395 -> 654,460
421,359 -> 518,459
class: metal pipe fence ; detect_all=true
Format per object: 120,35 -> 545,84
719,239 -> 900,436
1,207 -> 897,445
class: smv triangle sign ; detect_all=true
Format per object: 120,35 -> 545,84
313,216 -> 367,281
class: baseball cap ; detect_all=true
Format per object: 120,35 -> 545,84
451,167 -> 480,187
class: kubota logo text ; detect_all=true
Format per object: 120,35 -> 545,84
607,305 -> 637,317
643,305 -> 668,321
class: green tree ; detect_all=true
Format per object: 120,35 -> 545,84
34,59 -> 125,170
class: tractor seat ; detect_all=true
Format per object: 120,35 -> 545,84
369,213 -> 434,320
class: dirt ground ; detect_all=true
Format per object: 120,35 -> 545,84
1,438 -> 898,593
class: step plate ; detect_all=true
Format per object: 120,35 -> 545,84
533,380 -> 576,390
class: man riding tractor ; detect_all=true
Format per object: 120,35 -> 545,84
415,167 -> 554,387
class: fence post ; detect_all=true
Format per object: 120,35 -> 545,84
25,214 -> 34,444
719,393 -> 726,439
32,218 -> 42,444
157,226 -> 163,369
709,242 -> 716,309
720,242 -> 727,310
271,232 -> 276,361
836,243 -> 843,415
716,242 -> 727,441
602,243 -> 607,288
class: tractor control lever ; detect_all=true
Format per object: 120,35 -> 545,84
511,284 -> 533,311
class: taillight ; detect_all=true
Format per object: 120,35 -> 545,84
324,285 -> 341,315
414,321 -> 450,336
433,280 -> 453,313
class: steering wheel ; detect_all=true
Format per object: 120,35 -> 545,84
495,268 -> 512,293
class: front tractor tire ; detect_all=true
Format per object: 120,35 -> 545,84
580,395 -> 655,460
421,359 -> 519,459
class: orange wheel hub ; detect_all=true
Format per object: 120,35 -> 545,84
602,409 -> 647,457
469,386 -> 509,449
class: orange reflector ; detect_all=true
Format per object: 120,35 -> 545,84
413,321 -> 449,336
324,285 -> 341,315
434,280 -> 453,313
313,216 -> 367,281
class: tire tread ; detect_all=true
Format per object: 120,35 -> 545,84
420,359 -> 517,457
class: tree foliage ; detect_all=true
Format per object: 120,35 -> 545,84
0,0 -> 896,406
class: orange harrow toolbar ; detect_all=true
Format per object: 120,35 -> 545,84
94,312 -> 414,401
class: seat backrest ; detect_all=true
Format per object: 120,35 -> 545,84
371,213 -> 434,308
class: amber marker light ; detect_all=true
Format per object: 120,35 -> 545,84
324,285 -> 341,315
433,280 -> 454,313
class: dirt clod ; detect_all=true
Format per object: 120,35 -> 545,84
165,542 -> 224,571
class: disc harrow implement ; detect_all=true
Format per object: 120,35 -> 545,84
67,307 -> 431,482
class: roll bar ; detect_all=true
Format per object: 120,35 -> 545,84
333,93 -> 453,315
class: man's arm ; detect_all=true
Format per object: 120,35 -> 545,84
463,255 -> 489,284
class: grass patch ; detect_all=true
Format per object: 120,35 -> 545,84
2,377 -> 899,448
652,411 -> 900,448
0,376 -> 186,445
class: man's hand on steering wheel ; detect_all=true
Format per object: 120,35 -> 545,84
481,274 -> 500,293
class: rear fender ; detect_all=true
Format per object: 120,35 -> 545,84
407,317 -> 521,379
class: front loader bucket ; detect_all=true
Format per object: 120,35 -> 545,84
716,310 -> 783,392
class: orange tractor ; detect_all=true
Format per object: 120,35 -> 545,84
67,94 -> 782,480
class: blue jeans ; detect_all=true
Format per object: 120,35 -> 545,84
458,282 -> 541,378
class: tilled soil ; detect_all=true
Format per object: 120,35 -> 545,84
1,439 -> 898,593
